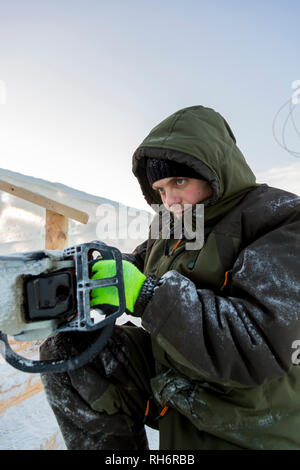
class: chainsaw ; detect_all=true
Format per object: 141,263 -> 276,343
0,241 -> 125,374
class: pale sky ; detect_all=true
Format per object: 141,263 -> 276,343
0,0 -> 299,212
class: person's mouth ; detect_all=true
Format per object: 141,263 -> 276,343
173,209 -> 184,217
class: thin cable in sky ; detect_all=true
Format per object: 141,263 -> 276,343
272,96 -> 300,158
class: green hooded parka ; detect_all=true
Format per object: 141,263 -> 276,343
131,105 -> 300,450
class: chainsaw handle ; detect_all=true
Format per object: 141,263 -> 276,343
0,324 -> 114,374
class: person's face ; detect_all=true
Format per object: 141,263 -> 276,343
152,177 -> 213,217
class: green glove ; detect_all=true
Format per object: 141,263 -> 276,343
90,259 -> 146,314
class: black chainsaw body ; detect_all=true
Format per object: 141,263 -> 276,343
0,241 -> 125,374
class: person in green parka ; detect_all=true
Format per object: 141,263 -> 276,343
40,105 -> 300,450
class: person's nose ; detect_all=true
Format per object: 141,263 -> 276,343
164,188 -> 181,209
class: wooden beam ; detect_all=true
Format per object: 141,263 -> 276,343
0,179 -> 89,224
45,209 -> 68,250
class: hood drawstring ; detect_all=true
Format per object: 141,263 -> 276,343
164,238 -> 183,257
143,394 -> 169,424
164,207 -> 198,256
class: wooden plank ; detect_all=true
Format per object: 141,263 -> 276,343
0,179 -> 89,224
0,372 -> 43,415
45,209 -> 68,250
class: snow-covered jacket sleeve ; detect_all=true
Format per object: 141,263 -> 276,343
141,191 -> 300,387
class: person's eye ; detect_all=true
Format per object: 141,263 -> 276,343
157,188 -> 165,194
176,179 -> 186,186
